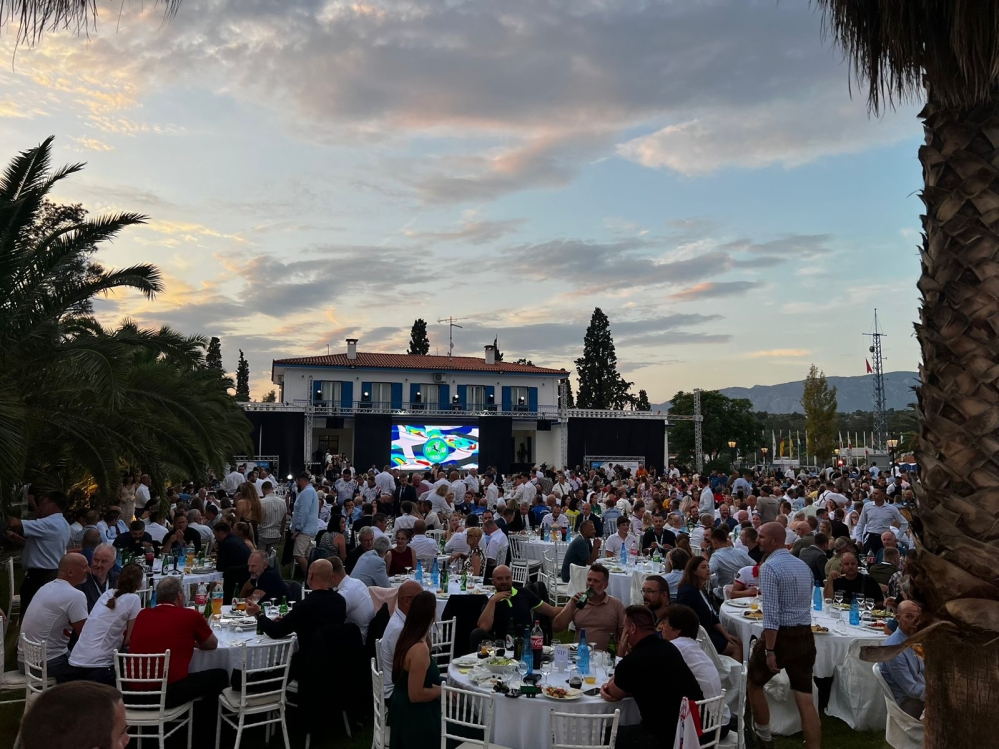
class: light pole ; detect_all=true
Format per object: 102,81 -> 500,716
761,446 -> 769,471
728,440 -> 737,470
886,438 -> 899,468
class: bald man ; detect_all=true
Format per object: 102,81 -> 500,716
379,580 -> 423,697
879,601 -> 925,718
17,553 -> 89,677
747,523 -> 820,749
247,559 -> 346,681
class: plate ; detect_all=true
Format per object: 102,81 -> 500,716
725,600 -> 751,608
542,686 -> 583,701
453,655 -> 479,668
192,567 -> 215,574
742,611 -> 763,620
811,626 -> 830,635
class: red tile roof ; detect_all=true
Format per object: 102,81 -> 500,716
273,352 -> 568,375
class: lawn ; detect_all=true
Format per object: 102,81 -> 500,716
1,555 -> 888,749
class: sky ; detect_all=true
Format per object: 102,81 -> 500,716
0,0 -> 925,403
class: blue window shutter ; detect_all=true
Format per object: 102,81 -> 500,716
439,384 -> 449,406
410,383 -> 421,403
391,383 -> 403,410
485,385 -> 495,408
501,386 -> 512,412
528,387 -> 538,412
361,382 -> 372,401
457,385 -> 467,409
341,381 -> 353,410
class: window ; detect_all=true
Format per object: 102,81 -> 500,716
466,385 -> 485,410
315,381 -> 341,404
415,386 -> 438,406
370,382 -> 392,407
511,386 -> 528,411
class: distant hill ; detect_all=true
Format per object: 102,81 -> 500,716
655,371 -> 919,414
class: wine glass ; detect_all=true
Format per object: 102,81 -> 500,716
540,659 -> 553,686
404,566 -> 413,580
855,596 -> 867,623
516,659 -> 529,688
864,597 -> 876,623
749,596 -> 760,614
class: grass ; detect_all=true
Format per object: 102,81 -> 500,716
1,555 -> 887,749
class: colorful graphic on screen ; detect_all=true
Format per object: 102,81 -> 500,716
391,424 -> 480,470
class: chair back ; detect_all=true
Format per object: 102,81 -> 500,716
549,708 -> 620,749
694,693 -> 727,748
19,636 -> 50,704
4,558 -> 15,616
427,529 -> 446,543
542,551 -> 557,579
431,617 -> 457,667
629,571 -> 648,606
135,588 -> 153,607
511,564 -> 529,585
567,564 -> 588,597
538,571 -> 557,604
232,636 -> 296,706
696,626 -> 727,675
374,638 -> 382,671
508,535 -> 529,563
114,650 -> 171,716
441,684 -> 495,748
371,657 -> 389,749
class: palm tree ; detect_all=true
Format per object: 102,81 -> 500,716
815,4 -> 999,745
0,0 -> 181,44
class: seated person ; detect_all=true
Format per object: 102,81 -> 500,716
213,522 -> 251,572
345,527 -> 375,574
552,564 -> 625,651
729,564 -> 760,599
240,550 -> 289,604
664,548 -> 690,602
111,520 -> 157,557
247,559 -> 348,682
879,601 -> 925,719
641,513 -> 677,555
604,516 -> 639,559
471,565 -> 560,652
159,513 -> 202,556
18,681 -> 130,749
482,519 -> 509,572
676,556 -> 742,662
17,554 -> 90,677
560,520 -> 602,582
329,556 -> 375,643
660,604 -> 734,740
868,546 -> 901,588
129,576 -> 227,707
449,526 -> 486,577
408,520 -> 440,561
823,552 -> 885,606
353,536 -> 393,588
600,605 -> 703,749
78,543 -> 120,612
540,505 -> 570,537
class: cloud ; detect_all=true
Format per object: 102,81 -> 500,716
0,98 -> 47,118
747,349 -> 811,359
722,235 -> 834,258
668,281 -> 763,302
404,217 -> 525,245
70,136 -> 115,152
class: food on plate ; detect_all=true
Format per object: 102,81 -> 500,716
811,625 -> 829,633
743,610 -> 763,620
543,686 -> 568,699
486,657 -> 516,666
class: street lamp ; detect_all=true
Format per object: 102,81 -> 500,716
728,440 -> 737,469
886,438 -> 899,466
760,446 -> 769,468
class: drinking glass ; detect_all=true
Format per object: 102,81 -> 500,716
540,660 -> 552,686
517,659 -> 529,684
404,566 -> 413,579
864,597 -> 876,622
749,596 -> 760,614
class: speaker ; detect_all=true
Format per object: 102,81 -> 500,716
324,417 -> 344,430
537,420 -> 552,431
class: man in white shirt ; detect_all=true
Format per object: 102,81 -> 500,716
660,604 -> 732,731
374,466 -> 396,496
223,467 -> 245,495
379,581 -> 421,696
448,471 -> 467,508
689,513 -> 715,550
540,505 -> 570,536
483,475 -> 499,509
408,520 -> 439,559
521,476 -> 538,506
134,474 -> 152,513
604,516 -> 639,558
394,503 -> 417,531
186,510 -> 213,546
698,475 -> 715,514
17,553 -> 89,676
482,519 -> 509,568
464,468 -> 480,496
330,557 -> 375,642
552,472 -> 573,499
258,483 -> 287,556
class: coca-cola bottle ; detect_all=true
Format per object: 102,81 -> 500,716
531,620 -> 544,671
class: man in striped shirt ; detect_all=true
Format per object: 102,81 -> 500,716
747,522 -> 820,749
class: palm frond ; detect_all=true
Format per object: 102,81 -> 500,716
0,0 -> 182,45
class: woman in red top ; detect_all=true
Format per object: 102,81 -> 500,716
385,529 -> 416,575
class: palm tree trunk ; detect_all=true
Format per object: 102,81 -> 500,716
914,92 -> 999,748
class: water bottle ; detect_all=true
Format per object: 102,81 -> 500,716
619,542 -> 627,566
541,525 -> 548,542
520,626 -> 533,676
415,559 -> 423,583
813,583 -> 823,612
849,594 -> 860,626
431,557 -> 439,587
577,628 -> 590,675
566,525 -> 572,543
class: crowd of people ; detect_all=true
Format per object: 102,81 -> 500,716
2,457 -> 924,749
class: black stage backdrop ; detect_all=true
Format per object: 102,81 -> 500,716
566,417 -> 665,472
479,417 -> 513,473
355,413 -> 393,472
246,411 -> 306,477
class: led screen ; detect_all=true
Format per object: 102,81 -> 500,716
391,424 -> 479,470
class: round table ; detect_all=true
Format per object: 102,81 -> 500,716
390,575 -> 490,620
520,537 -> 561,563
446,662 -> 639,749
719,601 -> 887,679
189,606 -> 299,676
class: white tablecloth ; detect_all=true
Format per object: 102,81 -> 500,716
520,537 -> 560,563
446,663 -> 639,749
152,570 -> 223,589
190,625 -> 259,675
719,602 -> 887,679
390,576 -> 490,620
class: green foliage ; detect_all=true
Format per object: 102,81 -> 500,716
561,378 -> 575,409
802,365 -> 839,461
407,318 -> 430,356
514,358 -> 534,366
235,349 -> 250,402
635,389 -> 651,411
0,137 -> 253,510
493,336 -> 503,362
669,390 -> 763,467
261,390 -> 277,403
206,336 -> 223,371
575,308 -> 632,409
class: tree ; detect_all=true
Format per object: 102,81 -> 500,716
669,391 -> 762,469
514,358 -> 535,366
261,390 -> 277,403
407,318 -> 430,356
574,308 -> 633,409
801,365 -> 838,464
563,379 -> 575,409
235,349 -> 250,402
815,5 -> 999,741
634,389 -> 651,411
206,337 -> 223,372
493,336 -> 504,362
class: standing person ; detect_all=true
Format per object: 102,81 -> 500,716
698,474 -> 715,514
855,489 -> 909,556
291,472 -> 320,577
118,476 -> 138,525
755,487 -> 780,524
600,605 -> 703,749
6,490 -> 72,616
134,474 -> 152,515
747,522 -> 820,749
388,591 -> 443,749
257,481 -> 286,555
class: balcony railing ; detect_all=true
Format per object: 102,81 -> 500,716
241,400 -> 672,420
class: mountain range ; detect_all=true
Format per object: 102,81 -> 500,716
655,371 -> 919,414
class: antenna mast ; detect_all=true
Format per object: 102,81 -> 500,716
437,317 -> 463,360
864,310 -> 888,452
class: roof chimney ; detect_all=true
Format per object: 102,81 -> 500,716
484,344 -> 496,365
346,338 -> 358,360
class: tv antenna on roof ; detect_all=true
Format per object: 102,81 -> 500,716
437,317 -> 463,360
864,309 -> 888,452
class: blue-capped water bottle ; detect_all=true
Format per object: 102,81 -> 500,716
619,541 -> 627,567
813,583 -> 823,612
520,626 -> 533,676
577,628 -> 590,675
849,594 -> 860,625
431,557 -> 439,587
414,559 -> 423,583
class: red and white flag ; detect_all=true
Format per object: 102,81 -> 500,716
866,359 -> 873,374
